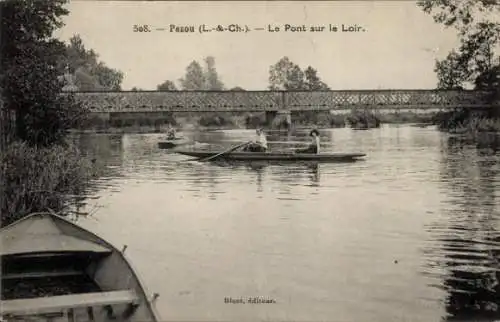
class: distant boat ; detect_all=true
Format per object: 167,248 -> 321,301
1,212 -> 161,321
157,137 -> 190,149
175,150 -> 366,162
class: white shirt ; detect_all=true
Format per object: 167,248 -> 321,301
256,133 -> 268,149
314,136 -> 320,153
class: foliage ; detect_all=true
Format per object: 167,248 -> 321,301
245,114 -> 265,128
179,61 -> 205,90
304,66 -> 330,90
204,56 -> 224,90
346,109 -> 381,128
178,57 -> 225,90
419,0 -> 500,130
230,86 -> 246,91
434,108 -> 500,133
268,57 -> 303,90
419,1 -> 500,95
198,114 -> 234,127
1,0 -> 88,146
434,51 -> 468,89
130,87 -> 143,91
417,0 -> 499,34
292,111 -> 345,128
157,80 -> 177,91
268,57 -> 330,90
62,35 -> 124,91
1,141 -> 98,227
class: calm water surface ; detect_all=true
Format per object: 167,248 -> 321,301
75,125 -> 500,322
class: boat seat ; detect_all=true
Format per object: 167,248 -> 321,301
2,269 -> 83,280
1,290 -> 139,316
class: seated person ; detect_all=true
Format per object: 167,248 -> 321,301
296,129 -> 320,154
244,128 -> 268,152
166,127 -> 176,140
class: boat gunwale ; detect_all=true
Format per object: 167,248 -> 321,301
0,212 -> 161,321
174,150 -> 366,159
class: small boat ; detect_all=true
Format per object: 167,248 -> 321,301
175,150 -> 366,162
1,212 -> 161,321
157,137 -> 189,149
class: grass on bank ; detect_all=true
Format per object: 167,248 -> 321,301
434,107 -> 500,134
1,141 -> 99,227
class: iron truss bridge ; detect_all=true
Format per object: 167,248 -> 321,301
67,90 -> 493,113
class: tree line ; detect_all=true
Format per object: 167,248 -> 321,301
131,56 -> 330,91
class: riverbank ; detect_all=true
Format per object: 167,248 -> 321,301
74,111 -> 438,134
434,107 -> 500,135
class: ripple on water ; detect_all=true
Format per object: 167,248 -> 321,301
76,128 -> 500,322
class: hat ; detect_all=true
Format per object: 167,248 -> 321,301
309,129 -> 320,137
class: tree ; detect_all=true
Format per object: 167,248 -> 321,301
62,34 -> 124,91
418,1 -> 500,100
304,66 -> 330,90
157,80 -> 177,91
131,87 -> 143,91
1,0 -> 87,146
434,51 -> 467,89
229,86 -> 246,91
268,57 -> 330,90
203,56 -> 224,90
269,57 -> 300,90
179,61 -> 205,90
418,0 -> 499,35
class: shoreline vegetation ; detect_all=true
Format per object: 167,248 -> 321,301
70,107 -> 500,134
73,110 -> 441,134
0,0 -> 103,226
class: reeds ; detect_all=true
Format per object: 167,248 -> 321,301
1,141 -> 99,227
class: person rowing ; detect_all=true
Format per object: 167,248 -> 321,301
166,125 -> 177,140
243,128 -> 268,152
296,129 -> 320,154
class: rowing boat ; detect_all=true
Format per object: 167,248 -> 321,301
175,150 -> 366,162
1,212 -> 161,322
157,137 -> 189,149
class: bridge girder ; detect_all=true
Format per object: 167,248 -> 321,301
65,90 -> 492,112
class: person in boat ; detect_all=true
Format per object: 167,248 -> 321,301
244,128 -> 268,152
166,125 -> 177,140
296,129 -> 320,154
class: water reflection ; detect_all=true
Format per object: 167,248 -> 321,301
427,135 -> 500,321
74,127 -> 500,321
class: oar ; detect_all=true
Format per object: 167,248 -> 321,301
199,141 -> 252,162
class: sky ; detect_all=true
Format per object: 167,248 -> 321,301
55,1 -> 462,90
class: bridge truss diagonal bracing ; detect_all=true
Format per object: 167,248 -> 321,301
68,90 -> 492,113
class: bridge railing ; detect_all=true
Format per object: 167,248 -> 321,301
65,90 -> 490,112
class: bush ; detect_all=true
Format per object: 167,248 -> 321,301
198,114 -> 234,127
347,109 -> 381,128
245,114 -> 266,128
379,112 -> 435,124
434,107 -> 500,133
1,141 -> 98,227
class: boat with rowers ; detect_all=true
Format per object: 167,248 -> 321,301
174,150 -> 366,162
158,126 -> 190,149
174,128 -> 366,162
1,212 -> 161,322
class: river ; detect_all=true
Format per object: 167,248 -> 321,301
74,125 -> 500,322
